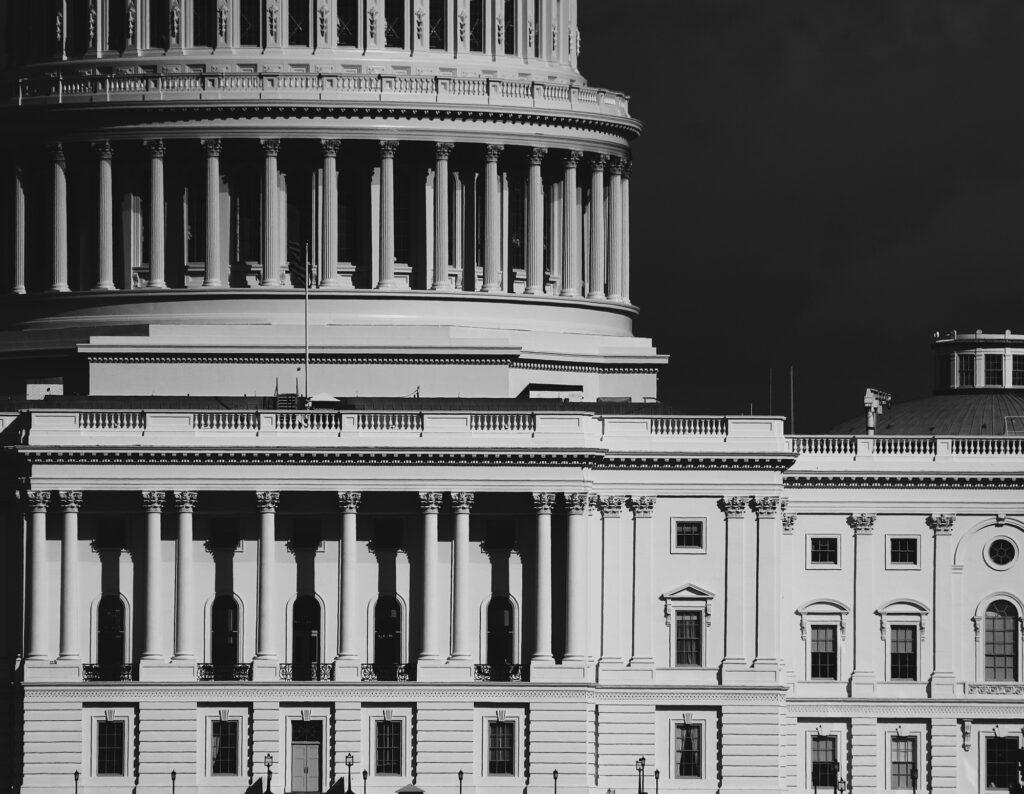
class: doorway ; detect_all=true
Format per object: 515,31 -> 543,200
290,720 -> 322,793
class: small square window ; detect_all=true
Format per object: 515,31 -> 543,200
986,355 -> 1004,387
674,723 -> 702,778
375,720 -> 402,775
809,536 -> 839,567
97,720 -> 126,776
672,519 -> 705,553
211,720 -> 239,775
487,721 -> 515,776
889,537 -> 919,567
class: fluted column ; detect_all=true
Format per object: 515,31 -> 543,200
559,150 -> 582,296
587,155 -> 608,299
482,144 -> 504,292
377,140 -> 399,289
628,496 -> 656,669
201,138 -> 222,287
255,491 -> 279,660
58,491 -> 83,661
532,493 -> 556,664
25,491 -> 51,660
145,140 -> 167,288
621,160 -> 631,302
753,496 -> 781,673
419,492 -> 443,662
260,139 -> 281,287
721,497 -> 749,671
172,491 -> 197,662
449,492 -> 474,661
525,147 -> 547,295
850,513 -> 876,695
94,141 -> 116,290
49,144 -> 69,292
12,161 -> 26,294
563,492 -> 589,663
598,496 -> 625,668
432,143 -> 454,290
929,514 -> 956,696
336,492 -> 361,665
141,491 -> 166,660
321,139 -> 341,287
606,157 -> 624,301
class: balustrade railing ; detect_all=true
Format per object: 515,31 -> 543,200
79,411 -> 146,431
197,663 -> 253,681
470,414 -> 536,432
650,417 -> 726,436
279,663 -> 334,681
272,412 -> 343,431
359,663 -> 411,682
82,663 -> 135,681
194,411 -> 259,431
472,663 -> 523,682
869,436 -> 936,455
356,413 -> 423,432
790,436 -> 857,455
952,437 -> 1024,455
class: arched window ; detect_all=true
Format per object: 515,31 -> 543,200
66,0 -> 93,56
97,594 -> 126,672
150,0 -> 169,49
374,595 -> 402,666
487,596 -> 515,668
985,600 -> 1020,681
292,595 -> 321,681
211,595 -> 239,674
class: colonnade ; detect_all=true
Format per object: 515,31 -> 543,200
7,139 -> 631,300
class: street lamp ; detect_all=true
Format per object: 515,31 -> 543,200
345,752 -> 355,794
636,756 -> 647,794
458,769 -> 464,794
553,768 -> 559,794
74,770 -> 80,794
170,769 -> 176,794
362,769 -> 368,794
654,768 -> 660,794
264,753 -> 275,794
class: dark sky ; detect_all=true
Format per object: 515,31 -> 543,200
581,1 -> 1024,432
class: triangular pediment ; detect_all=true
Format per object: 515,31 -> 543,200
659,583 -> 715,602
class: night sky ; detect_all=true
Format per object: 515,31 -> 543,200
582,1 -> 1024,432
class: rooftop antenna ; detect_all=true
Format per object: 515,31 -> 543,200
864,388 -> 892,436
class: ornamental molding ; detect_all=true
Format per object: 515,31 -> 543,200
753,496 -> 780,517
419,491 -> 443,513
379,139 -> 399,158
86,353 -> 520,367
22,490 -> 50,511
217,0 -> 230,41
719,496 -> 748,518
337,491 -> 361,512
927,513 -> 956,534
527,147 -> 547,165
58,490 -> 84,511
450,492 -> 474,513
126,0 -> 137,44
782,513 -> 797,534
319,138 -> 341,157
563,492 -> 590,515
143,138 -> 166,158
485,144 -> 505,162
256,491 -> 279,512
965,684 -> 1024,696
847,513 -> 876,534
599,495 -> 625,517
785,700 -> 1024,718
259,138 -> 281,156
563,149 -> 584,167
141,491 -> 165,512
532,492 -> 556,514
318,1 -> 331,42
434,141 -> 454,159
786,474 -> 1024,489
173,491 -> 198,512
659,584 -> 714,629
629,495 -> 656,518
201,138 -> 222,157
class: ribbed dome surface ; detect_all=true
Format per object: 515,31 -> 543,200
830,391 -> 1024,436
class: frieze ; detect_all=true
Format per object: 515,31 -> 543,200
786,475 -> 1024,489
966,684 -> 1024,696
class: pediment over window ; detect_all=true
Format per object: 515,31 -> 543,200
659,584 -> 715,627
796,599 -> 850,641
875,599 -> 929,641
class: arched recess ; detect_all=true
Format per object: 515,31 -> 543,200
477,593 -> 522,667
284,592 -> 327,667
953,517 -> 1024,567
971,593 -> 1024,683
201,592 -> 245,665
89,592 -> 132,665
365,592 -> 410,666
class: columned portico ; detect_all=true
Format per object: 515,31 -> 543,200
139,491 -> 166,675
335,491 -> 361,680
850,513 -> 877,695
253,490 -> 280,680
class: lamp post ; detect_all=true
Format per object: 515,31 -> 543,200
345,752 -> 354,794
362,769 -> 368,794
654,768 -> 660,794
265,753 -> 275,794
553,769 -> 558,794
74,770 -> 79,794
458,769 -> 464,794
636,756 -> 646,794
170,769 -> 176,794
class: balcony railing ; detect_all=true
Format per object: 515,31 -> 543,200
82,663 -> 135,681
197,663 -> 253,681
279,663 -> 334,681
791,435 -> 1024,458
473,664 -> 523,682
360,663 -> 411,682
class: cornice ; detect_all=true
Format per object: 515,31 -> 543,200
785,474 -> 1024,489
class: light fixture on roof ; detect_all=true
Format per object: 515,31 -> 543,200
864,388 -> 893,436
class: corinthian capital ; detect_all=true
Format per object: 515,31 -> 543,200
24,491 -> 51,512
484,144 -> 505,163
256,491 -> 280,513
173,491 -> 198,512
564,492 -> 590,515
451,492 -> 475,513
532,492 -> 557,514
58,491 -> 84,511
379,139 -> 399,159
563,149 -> 583,168
527,147 -> 547,166
260,138 -> 281,157
629,495 -> 657,518
600,495 -> 625,517
927,514 -> 956,535
201,138 -> 222,157
92,140 -> 113,160
144,139 -> 166,158
141,491 -> 166,512
435,141 -> 455,159
419,492 -> 444,513
848,513 -> 876,534
753,496 -> 781,517
320,138 -> 341,158
720,497 -> 749,518
337,491 -> 361,513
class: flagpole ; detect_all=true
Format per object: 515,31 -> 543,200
304,243 -> 310,406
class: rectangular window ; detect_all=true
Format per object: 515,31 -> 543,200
534,0 -> 541,56
211,720 -> 239,776
986,354 -> 1004,387
674,611 -> 702,667
958,353 -> 976,387
985,607 -> 1019,681
289,0 -> 310,44
810,625 -> 838,680
1014,355 -> 1024,387
985,736 -> 1021,789
193,0 -> 215,46
150,0 -> 169,48
674,724 -> 701,778
889,625 -> 917,680
469,0 -> 483,51
429,0 -> 446,48
97,720 -> 126,776
810,736 -> 837,788
240,0 -> 263,46
487,721 -> 515,776
890,736 -> 917,790
337,0 -> 358,45
503,0 -> 517,54
674,520 -> 704,550
889,537 -> 918,566
810,536 -> 839,566
107,0 -> 127,51
375,720 -> 402,775
385,0 -> 405,47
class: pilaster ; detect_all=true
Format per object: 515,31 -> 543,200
596,496 -> 626,677
928,513 -> 957,696
849,513 -> 877,695
849,716 -> 878,792
752,495 -> 782,681
626,495 -> 656,676
720,496 -> 750,681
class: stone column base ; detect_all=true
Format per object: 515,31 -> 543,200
416,659 -> 474,682
529,661 -> 589,682
333,658 -> 363,682
849,670 -> 877,696
929,672 -> 957,697
23,658 -> 80,682
252,657 -> 281,681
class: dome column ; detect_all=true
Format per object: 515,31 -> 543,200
201,139 -> 222,287
260,139 -> 281,287
432,143 -> 454,290
48,144 -> 69,293
525,147 -> 547,295
622,160 -> 632,302
94,141 -> 116,291
587,154 -> 608,299
377,140 -> 399,289
335,492 -> 361,680
607,157 -> 625,301
11,160 -> 26,294
320,139 -> 341,288
483,144 -> 504,292
145,140 -> 167,288
559,150 -> 582,296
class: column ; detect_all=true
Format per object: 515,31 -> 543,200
563,492 -> 589,663
524,147 -> 547,295
255,492 -> 279,662
559,150 -> 582,296
94,141 -> 116,290
201,138 -> 222,287
451,171 -> 465,288
49,143 -> 69,292
321,139 -> 341,287
58,491 -> 83,661
721,497 -> 749,672
531,493 -> 556,664
140,491 -> 166,661
377,140 -> 399,289
482,144 -> 503,292
260,139 -> 281,286
336,492 -> 361,668
928,514 -> 957,696
12,161 -> 26,294
621,160 -> 631,302
850,513 -> 876,695
25,491 -> 50,661
172,491 -> 198,662
432,143 -> 454,290
752,497 -> 781,675
419,492 -> 443,662
628,496 -> 656,669
449,492 -> 474,661
597,496 -> 624,668
606,157 -> 624,301
145,140 -> 167,288
586,155 -> 608,299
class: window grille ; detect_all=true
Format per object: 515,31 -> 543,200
469,0 -> 483,51
375,720 -> 402,775
211,720 -> 239,775
503,0 -> 517,54
890,736 -> 916,790
810,625 -> 838,680
385,0 -> 405,47
985,354 -> 1004,387
958,353 -> 976,387
675,520 -> 703,549
985,600 -> 1020,681
674,724 -> 701,778
810,736 -> 837,788
889,537 -> 918,565
1014,355 -> 1024,387
429,0 -> 446,48
989,538 -> 1016,566
488,721 -> 515,775
240,0 -> 263,46
193,0 -> 215,46
97,720 -> 125,776
889,626 -> 917,680
985,736 -> 1022,789
810,537 -> 838,566
674,611 -> 702,667
337,0 -> 359,46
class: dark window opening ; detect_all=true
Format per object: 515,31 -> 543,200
150,0 -> 169,48
675,724 -> 701,778
395,174 -> 411,264
890,736 -> 917,790
97,721 -> 126,776
469,0 -> 483,51
503,0 -> 516,54
985,736 -> 1022,790
429,0 -> 446,48
97,594 -> 126,670
193,0 -> 215,47
374,594 -> 402,666
66,0 -> 92,56
375,720 -> 402,775
810,736 -> 837,788
810,625 -> 838,680
675,520 -> 703,549
486,596 -> 515,667
985,600 -> 1020,682
509,176 -> 525,272
488,721 -> 515,775
384,0 -> 405,47
889,625 -> 917,680
958,353 -> 976,387
1014,355 -> 1024,387
889,537 -> 918,566
810,537 -> 839,566
337,0 -> 358,45
211,720 -> 239,776
291,594 -> 321,680
211,595 -> 239,670
107,0 -> 127,51
986,354 -> 1004,387
674,610 -> 701,667
289,0 -> 310,45
534,0 -> 541,56
240,0 -> 263,46
989,538 -> 1016,566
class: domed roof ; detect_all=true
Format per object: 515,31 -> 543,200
830,391 -> 1024,436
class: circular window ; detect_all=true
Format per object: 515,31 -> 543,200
987,537 -> 1017,569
